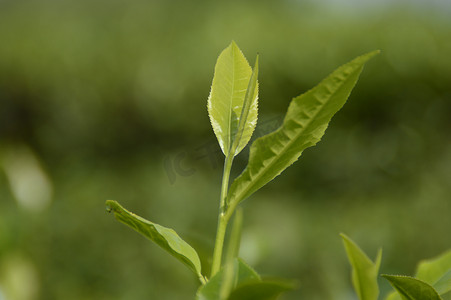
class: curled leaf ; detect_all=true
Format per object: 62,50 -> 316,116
106,200 -> 204,283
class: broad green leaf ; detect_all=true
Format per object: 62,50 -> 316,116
228,280 -> 296,300
341,233 -> 382,300
208,41 -> 259,157
105,200 -> 204,282
196,258 -> 260,300
416,249 -> 451,295
226,51 -> 379,211
383,275 -> 442,300
385,249 -> 451,300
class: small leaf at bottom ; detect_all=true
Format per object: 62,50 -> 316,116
106,200 -> 203,281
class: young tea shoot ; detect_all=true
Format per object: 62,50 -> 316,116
104,42 -> 451,299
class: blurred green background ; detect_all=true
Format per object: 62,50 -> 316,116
1,0 -> 451,299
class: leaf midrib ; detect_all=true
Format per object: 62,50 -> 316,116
226,47 -> 236,155
230,68 -> 359,206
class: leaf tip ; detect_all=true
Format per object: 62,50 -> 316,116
376,248 -> 383,268
362,50 -> 381,62
340,233 -> 357,251
339,232 -> 350,241
371,49 -> 381,55
105,200 -> 118,213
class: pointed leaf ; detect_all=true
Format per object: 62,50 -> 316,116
226,51 -> 379,211
229,55 -> 259,157
235,258 -> 260,283
105,200 -> 204,282
416,249 -> 451,295
383,275 -> 442,300
228,279 -> 296,300
385,249 -> 451,300
207,41 -> 259,157
196,259 -> 260,300
341,233 -> 382,300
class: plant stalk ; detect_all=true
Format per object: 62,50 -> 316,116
211,153 -> 234,276
211,55 -> 258,278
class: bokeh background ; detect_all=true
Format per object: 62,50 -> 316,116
1,0 -> 450,299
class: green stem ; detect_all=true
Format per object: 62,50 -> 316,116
211,154 -> 234,276
224,197 -> 239,221
219,208 -> 243,299
211,214 -> 227,277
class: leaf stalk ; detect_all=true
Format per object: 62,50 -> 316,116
211,153 -> 234,276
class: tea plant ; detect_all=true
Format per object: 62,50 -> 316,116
105,42 -> 451,299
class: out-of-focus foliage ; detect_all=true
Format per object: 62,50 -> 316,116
342,234 -> 382,300
386,249 -> 451,300
1,0 -> 451,299
383,275 -> 442,300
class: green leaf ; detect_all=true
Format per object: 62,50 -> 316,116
385,249 -> 451,300
386,292 -> 402,300
226,51 -> 379,211
341,233 -> 382,300
228,280 -> 296,300
229,55 -> 259,158
416,249 -> 451,295
383,275 -> 443,300
235,258 -> 260,284
196,258 -> 260,300
208,41 -> 259,157
105,200 -> 204,283
197,258 -> 293,300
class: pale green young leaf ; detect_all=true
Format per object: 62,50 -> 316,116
229,55 -> 259,157
385,249 -> 451,300
105,200 -> 204,282
226,51 -> 379,212
383,275 -> 443,300
416,249 -> 451,295
207,41 -> 259,157
196,259 -> 260,300
341,234 -> 382,300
